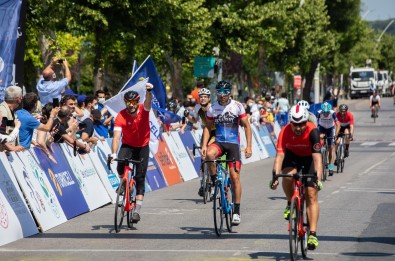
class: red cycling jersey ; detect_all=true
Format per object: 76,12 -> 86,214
277,122 -> 321,157
336,111 -> 354,127
114,104 -> 150,147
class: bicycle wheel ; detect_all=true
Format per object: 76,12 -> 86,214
127,181 -> 136,228
373,107 -> 377,123
289,197 -> 300,261
224,178 -> 233,233
213,183 -> 224,237
340,146 -> 345,173
336,145 -> 342,173
322,149 -> 327,181
202,166 -> 207,204
300,199 -> 309,259
114,180 -> 127,233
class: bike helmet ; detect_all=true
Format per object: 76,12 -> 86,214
339,104 -> 348,112
167,100 -> 179,111
124,90 -> 140,102
215,81 -> 232,94
198,88 -> 211,96
289,105 -> 309,123
297,100 -> 310,110
321,102 -> 332,113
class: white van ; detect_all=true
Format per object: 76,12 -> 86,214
377,70 -> 392,96
350,67 -> 376,98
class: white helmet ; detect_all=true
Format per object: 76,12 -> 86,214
297,100 -> 310,110
198,88 -> 211,96
289,105 -> 309,124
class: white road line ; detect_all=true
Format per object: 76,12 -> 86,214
360,158 -> 388,176
360,142 -> 379,146
388,142 -> 395,146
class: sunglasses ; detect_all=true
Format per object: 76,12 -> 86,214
292,122 -> 307,127
125,100 -> 139,106
216,89 -> 230,95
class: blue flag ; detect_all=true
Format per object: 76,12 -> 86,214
0,0 -> 22,102
121,56 -> 166,109
153,104 -> 181,124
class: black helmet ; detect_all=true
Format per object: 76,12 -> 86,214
124,90 -> 140,102
167,100 -> 179,111
215,81 -> 232,92
339,104 -> 348,111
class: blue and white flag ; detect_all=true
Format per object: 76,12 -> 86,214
0,0 -> 22,102
120,56 -> 166,109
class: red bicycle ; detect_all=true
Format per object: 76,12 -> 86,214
107,156 -> 143,233
275,172 -> 317,261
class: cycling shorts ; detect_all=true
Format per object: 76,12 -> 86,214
282,150 -> 318,188
318,126 -> 335,145
339,125 -> 350,136
372,101 -> 379,106
209,142 -> 241,170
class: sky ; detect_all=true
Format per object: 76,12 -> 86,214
361,0 -> 395,21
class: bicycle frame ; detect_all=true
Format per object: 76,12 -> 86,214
216,163 -> 232,215
122,164 -> 136,212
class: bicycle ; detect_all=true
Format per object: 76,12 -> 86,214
335,133 -> 351,173
201,158 -> 237,237
275,172 -> 317,261
371,104 -> 379,123
107,155 -> 143,233
193,144 -> 212,204
320,135 -> 332,181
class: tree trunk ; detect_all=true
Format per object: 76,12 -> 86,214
165,55 -> 183,100
93,27 -> 104,93
303,60 -> 319,102
257,42 -> 266,95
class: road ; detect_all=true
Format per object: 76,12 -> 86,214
1,97 -> 395,261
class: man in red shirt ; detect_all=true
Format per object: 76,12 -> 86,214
335,104 -> 354,157
111,83 -> 153,224
270,105 -> 323,250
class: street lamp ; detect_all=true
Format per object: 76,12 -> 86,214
375,19 -> 394,49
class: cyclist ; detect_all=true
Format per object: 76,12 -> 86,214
335,104 -> 354,158
184,87 -> 216,197
270,105 -> 323,250
110,83 -> 153,224
201,81 -> 252,225
316,102 -> 340,176
297,100 -> 317,126
369,90 -> 381,118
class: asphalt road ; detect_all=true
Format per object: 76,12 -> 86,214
1,97 -> 395,261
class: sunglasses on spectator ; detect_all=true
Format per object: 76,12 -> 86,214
291,122 -> 307,127
216,89 -> 230,95
125,100 -> 139,106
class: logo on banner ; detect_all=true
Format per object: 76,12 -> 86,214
0,196 -> 9,228
23,169 -> 45,213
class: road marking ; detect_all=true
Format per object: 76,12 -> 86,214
360,158 -> 388,176
388,142 -> 395,146
331,190 -> 340,195
360,142 -> 379,146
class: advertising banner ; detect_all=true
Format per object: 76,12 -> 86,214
33,145 -> 89,219
145,153 -> 167,191
178,131 -> 201,175
8,151 -> 67,231
163,132 -> 198,181
89,141 -> 119,203
0,153 -> 38,246
93,139 -> 120,190
251,125 -> 269,160
258,125 -> 277,157
60,143 -> 111,211
153,137 -> 183,185
239,126 -> 261,164
274,121 -> 281,138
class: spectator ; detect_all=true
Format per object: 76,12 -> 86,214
190,80 -> 205,103
273,92 -> 290,128
53,106 -> 90,153
16,93 -> 60,149
0,86 -> 24,152
61,94 -> 84,118
77,94 -> 88,119
79,95 -> 97,121
166,100 -> 184,132
77,109 -> 102,146
36,58 -> 71,106
95,90 -> 113,138
180,99 -> 197,133
36,103 -> 58,162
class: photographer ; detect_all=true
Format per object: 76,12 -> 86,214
37,57 -> 72,106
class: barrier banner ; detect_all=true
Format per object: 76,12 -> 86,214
145,153 -> 167,191
163,132 -> 198,181
8,151 -> 67,231
60,143 -> 111,211
251,125 -> 269,160
33,145 -> 89,219
93,140 -> 120,190
257,125 -> 277,157
239,126 -> 261,164
178,131 -> 201,175
274,121 -> 281,138
89,141 -> 119,203
191,129 -> 203,145
153,137 -> 183,185
0,153 -> 38,246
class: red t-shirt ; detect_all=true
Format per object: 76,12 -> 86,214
114,104 -> 150,147
336,111 -> 354,127
277,122 -> 321,157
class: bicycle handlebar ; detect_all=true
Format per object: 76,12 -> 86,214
107,155 -> 144,170
274,173 -> 317,180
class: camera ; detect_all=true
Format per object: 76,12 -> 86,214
57,59 -> 64,64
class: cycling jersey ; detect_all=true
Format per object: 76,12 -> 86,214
114,104 -> 150,147
193,103 -> 215,131
370,95 -> 380,104
206,99 -> 246,144
316,110 -> 338,129
277,122 -> 321,157
336,111 -> 354,127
